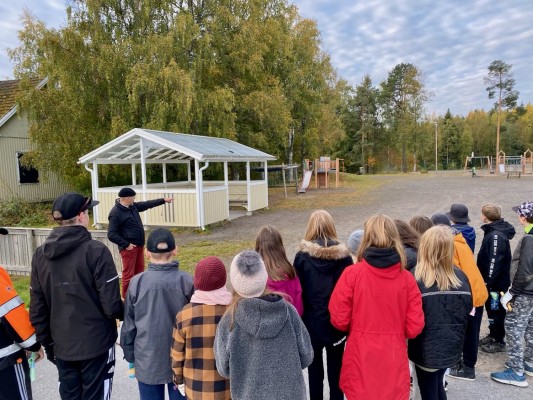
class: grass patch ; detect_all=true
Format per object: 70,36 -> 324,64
9,240 -> 252,303
177,239 -> 254,274
268,173 -> 389,211
10,275 -> 31,307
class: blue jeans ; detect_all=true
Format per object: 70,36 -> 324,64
138,382 -> 184,400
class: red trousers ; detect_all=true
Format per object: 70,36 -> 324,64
120,246 -> 145,297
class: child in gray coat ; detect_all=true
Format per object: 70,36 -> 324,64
214,250 -> 313,400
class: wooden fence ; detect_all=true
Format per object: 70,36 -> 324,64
0,227 -> 123,276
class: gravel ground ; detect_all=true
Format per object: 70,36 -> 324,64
31,171 -> 533,399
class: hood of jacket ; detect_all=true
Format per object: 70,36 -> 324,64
362,247 -> 402,278
298,239 -> 351,271
453,231 -> 468,246
481,219 -> 516,240
42,225 -> 92,260
234,294 -> 289,339
453,224 -> 476,245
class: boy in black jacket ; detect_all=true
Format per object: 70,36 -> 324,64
477,204 -> 515,353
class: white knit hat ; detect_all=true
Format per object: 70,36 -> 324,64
230,251 -> 268,298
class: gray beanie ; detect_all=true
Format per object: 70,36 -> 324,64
230,251 -> 268,298
431,213 -> 451,226
347,229 -> 364,254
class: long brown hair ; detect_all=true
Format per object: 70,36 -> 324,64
356,214 -> 406,269
394,219 -> 420,249
415,225 -> 461,291
304,210 -> 338,243
255,226 -> 296,281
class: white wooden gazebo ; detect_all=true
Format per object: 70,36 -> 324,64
78,129 -> 276,229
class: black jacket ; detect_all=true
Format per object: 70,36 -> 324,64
30,226 -> 124,361
108,199 -> 166,250
294,239 -> 353,345
510,231 -> 533,297
408,267 -> 472,369
477,219 -> 515,291
404,246 -> 418,271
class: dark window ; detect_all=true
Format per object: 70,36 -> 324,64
17,153 -> 39,184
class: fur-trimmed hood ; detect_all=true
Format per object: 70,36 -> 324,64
298,239 -> 351,261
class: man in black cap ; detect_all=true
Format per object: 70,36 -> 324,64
30,192 -> 124,400
107,187 -> 173,297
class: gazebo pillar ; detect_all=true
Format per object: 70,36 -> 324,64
263,161 -> 268,207
131,164 -> 136,185
140,138 -> 148,224
246,161 -> 252,216
195,160 -> 209,229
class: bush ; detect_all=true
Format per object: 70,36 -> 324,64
0,199 -> 53,227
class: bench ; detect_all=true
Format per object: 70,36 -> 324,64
507,171 -> 521,178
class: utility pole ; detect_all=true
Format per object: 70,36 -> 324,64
434,122 -> 438,173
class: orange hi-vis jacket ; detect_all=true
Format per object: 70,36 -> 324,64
0,267 -> 38,360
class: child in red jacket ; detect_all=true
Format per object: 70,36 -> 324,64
329,214 -> 424,400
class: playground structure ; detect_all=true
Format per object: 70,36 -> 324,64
260,164 -> 299,198
463,149 -> 533,177
299,157 -> 341,193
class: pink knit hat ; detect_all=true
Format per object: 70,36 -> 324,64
194,256 -> 227,291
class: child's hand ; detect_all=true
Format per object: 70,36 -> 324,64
500,290 -> 513,311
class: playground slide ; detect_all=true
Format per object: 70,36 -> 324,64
298,170 -> 313,193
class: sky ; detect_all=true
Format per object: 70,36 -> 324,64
1,0 -> 532,116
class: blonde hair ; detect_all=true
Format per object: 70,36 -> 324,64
304,210 -> 338,243
356,214 -> 406,269
415,225 -> 461,291
481,203 -> 501,222
255,226 -> 296,281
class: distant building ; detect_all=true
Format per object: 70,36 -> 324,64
0,78 -> 69,202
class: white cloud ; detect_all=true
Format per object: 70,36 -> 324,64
294,0 -> 533,115
0,0 -> 66,79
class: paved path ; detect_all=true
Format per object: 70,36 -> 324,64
32,172 -> 532,399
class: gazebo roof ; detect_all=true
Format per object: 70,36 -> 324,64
78,128 -> 276,165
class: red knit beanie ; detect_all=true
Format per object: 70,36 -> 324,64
194,256 -> 227,291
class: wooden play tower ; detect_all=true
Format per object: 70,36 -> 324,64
304,157 -> 341,189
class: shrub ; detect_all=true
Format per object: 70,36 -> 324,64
0,199 -> 53,227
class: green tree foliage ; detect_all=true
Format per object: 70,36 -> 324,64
484,60 -> 520,160
9,0 -> 342,189
440,110 -> 463,169
338,75 -> 379,172
379,63 -> 429,172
